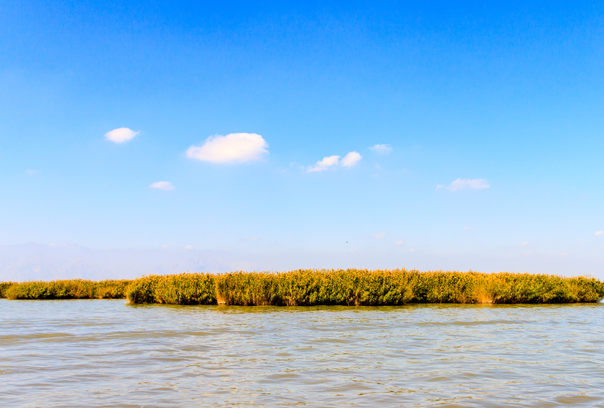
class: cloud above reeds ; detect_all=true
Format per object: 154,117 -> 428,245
595,231 -> 603,236
307,155 -> 341,172
307,151 -> 362,172
371,232 -> 387,239
437,178 -> 490,191
150,181 -> 175,190
105,127 -> 139,143
341,151 -> 362,167
186,133 -> 268,163
369,144 -> 392,153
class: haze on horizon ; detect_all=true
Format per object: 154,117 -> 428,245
1,1 -> 603,280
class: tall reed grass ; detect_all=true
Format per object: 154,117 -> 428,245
4,279 -> 132,300
126,273 -> 215,304
0,282 -> 15,298
127,270 -> 604,305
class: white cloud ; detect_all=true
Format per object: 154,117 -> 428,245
464,226 -> 476,230
307,151 -> 362,172
150,181 -> 175,191
184,245 -> 193,249
522,242 -> 529,246
369,144 -> 392,154
437,178 -> 490,191
186,133 -> 268,163
161,245 -> 168,249
307,155 -> 340,172
371,232 -> 387,239
595,231 -> 603,236
396,240 -> 404,245
105,127 -> 139,143
26,169 -> 40,175
341,151 -> 362,167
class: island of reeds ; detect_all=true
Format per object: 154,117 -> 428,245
2,270 -> 603,305
0,279 -> 131,300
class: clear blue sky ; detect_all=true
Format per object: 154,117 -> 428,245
1,1 -> 603,276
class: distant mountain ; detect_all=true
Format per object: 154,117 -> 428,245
1,243 -> 602,282
0,243 -> 252,281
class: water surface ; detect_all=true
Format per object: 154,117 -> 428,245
1,300 -> 603,407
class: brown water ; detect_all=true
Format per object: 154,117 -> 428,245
1,300 -> 603,407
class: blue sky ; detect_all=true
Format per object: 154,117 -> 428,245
1,1 -> 603,278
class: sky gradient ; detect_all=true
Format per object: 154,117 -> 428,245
1,1 -> 603,279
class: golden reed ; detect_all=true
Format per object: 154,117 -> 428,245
2,270 -> 602,304
125,270 -> 604,305
2,279 -> 131,300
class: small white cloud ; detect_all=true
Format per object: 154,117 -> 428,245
409,248 -> 415,252
522,242 -> 529,246
105,127 -> 139,143
26,169 -> 40,175
307,155 -> 340,172
307,152 -> 362,172
437,178 -> 490,191
396,240 -> 404,245
371,232 -> 387,239
184,245 -> 193,249
464,226 -> 476,230
150,181 -> 175,190
186,133 -> 268,163
161,245 -> 168,249
341,151 -> 362,167
369,144 -> 392,154
595,231 -> 603,236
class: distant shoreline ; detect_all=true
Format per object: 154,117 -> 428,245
2,269 -> 603,305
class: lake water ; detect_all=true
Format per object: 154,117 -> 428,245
1,300 -> 603,407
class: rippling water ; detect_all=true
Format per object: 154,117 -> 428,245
1,300 -> 603,407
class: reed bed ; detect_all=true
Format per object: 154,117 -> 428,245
126,273 -> 215,304
0,282 -> 15,298
3,279 -> 132,300
126,270 -> 604,305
